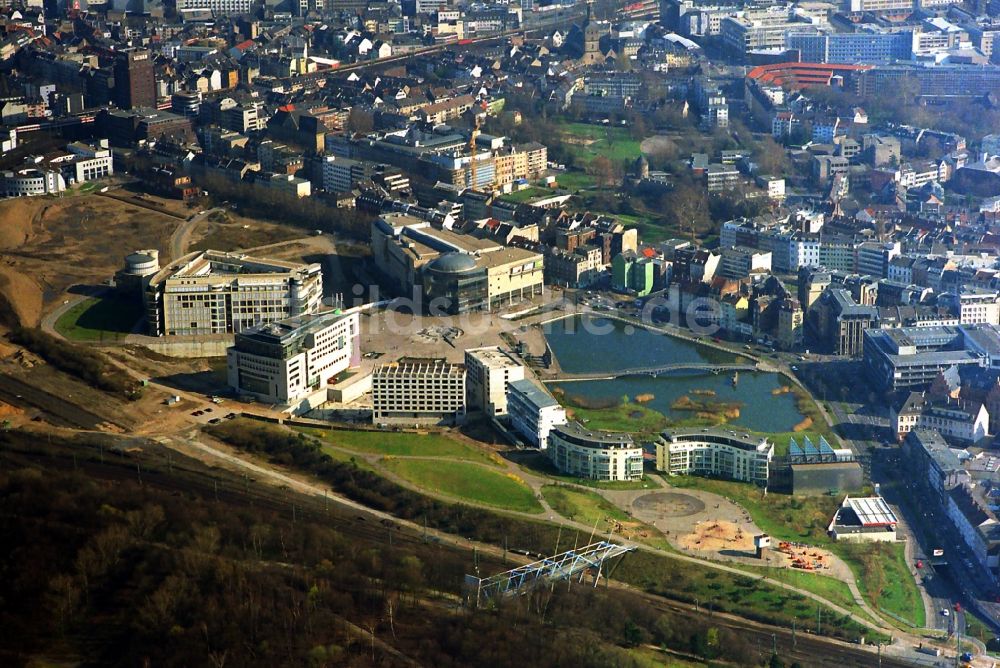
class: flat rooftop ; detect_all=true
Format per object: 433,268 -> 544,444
374,357 -> 466,376
149,250 -> 319,287
554,420 -> 634,446
509,378 -> 560,409
466,346 -> 522,369
237,309 -> 356,345
844,496 -> 898,527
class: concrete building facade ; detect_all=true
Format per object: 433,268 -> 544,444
464,346 -> 524,417
372,357 -> 467,425
226,310 -> 360,411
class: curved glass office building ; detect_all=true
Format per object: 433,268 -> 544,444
422,252 -> 488,314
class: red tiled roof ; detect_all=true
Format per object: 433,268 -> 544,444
747,62 -> 873,90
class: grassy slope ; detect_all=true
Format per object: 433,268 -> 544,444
381,458 -> 543,513
541,484 -> 631,526
301,428 -> 502,466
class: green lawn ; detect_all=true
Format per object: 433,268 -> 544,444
542,484 -> 630,526
54,296 -> 144,342
300,428 -> 501,466
618,216 -> 672,244
553,170 -> 597,192
499,186 -> 556,203
381,458 -> 543,513
739,562 -> 867,619
319,444 -> 376,471
556,121 -> 642,163
964,611 -> 1000,649
517,451 -> 661,490
617,549 -> 884,643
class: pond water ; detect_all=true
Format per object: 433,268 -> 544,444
543,315 -> 805,433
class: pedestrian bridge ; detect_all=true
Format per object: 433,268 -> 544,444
548,362 -> 765,382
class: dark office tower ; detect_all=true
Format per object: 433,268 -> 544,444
113,49 -> 156,110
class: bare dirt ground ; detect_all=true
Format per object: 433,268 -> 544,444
639,135 -> 680,157
679,519 -> 755,553
188,211 -> 305,254
0,195 -> 179,328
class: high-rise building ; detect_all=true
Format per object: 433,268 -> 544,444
113,48 -> 156,110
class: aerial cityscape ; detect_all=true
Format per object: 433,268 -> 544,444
8,0 -> 1000,664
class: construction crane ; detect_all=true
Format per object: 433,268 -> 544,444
468,115 -> 481,190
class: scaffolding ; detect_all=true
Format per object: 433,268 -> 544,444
464,541 -> 635,607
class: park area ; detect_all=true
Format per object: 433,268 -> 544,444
668,475 -> 925,627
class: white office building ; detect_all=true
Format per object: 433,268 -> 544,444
227,309 -> 360,412
464,346 -> 524,417
320,154 -> 360,193
942,291 -> 1000,326
0,168 -> 65,197
656,428 -> 773,485
548,422 -> 644,482
507,378 -> 567,448
372,357 -> 466,425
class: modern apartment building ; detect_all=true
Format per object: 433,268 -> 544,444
372,357 -> 467,425
856,64 -> 1000,99
941,291 -> 1000,326
721,9 -> 818,54
809,288 -> 877,357
226,309 -> 360,410
655,428 -> 774,485
506,378 -> 568,448
547,422 -> 644,482
855,241 -> 900,279
464,346 -> 524,417
145,250 -> 323,336
844,0 -> 912,11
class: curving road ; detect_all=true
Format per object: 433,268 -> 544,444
168,207 -> 224,261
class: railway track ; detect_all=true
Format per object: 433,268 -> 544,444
0,373 -> 120,430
